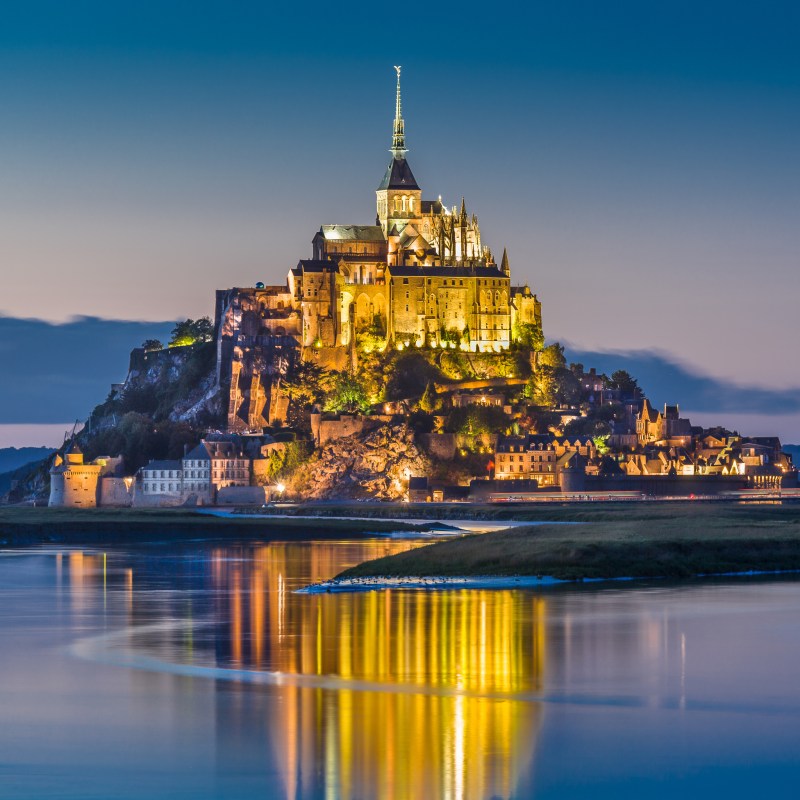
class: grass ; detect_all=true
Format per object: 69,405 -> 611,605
336,503 -> 800,581
0,506 -> 431,548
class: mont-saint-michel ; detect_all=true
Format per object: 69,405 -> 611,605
3,8 -> 800,794
2,67 -> 797,513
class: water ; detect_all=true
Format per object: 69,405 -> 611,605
1,538 -> 800,799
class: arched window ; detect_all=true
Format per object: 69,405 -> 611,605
402,195 -> 408,212
394,197 -> 401,212
409,197 -> 415,211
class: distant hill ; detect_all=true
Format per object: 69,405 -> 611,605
0,452 -> 52,498
0,447 -> 53,475
783,445 -> 800,464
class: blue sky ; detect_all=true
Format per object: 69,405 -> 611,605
0,1 -> 798,445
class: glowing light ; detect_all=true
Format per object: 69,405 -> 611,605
276,482 -> 286,494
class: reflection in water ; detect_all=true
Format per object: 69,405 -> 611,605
64,542 -> 547,799
9,545 -> 800,798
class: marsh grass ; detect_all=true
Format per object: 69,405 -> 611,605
338,503 -> 800,580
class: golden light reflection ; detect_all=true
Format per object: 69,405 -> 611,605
209,543 -> 547,800
62,542 -> 549,799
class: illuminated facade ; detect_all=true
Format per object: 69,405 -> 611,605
215,67 -> 542,430
48,442 -> 125,507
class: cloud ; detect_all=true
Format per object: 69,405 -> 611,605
563,345 -> 800,415
0,315 -> 174,424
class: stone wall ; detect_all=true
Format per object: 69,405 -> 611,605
99,477 -> 134,507
217,486 -> 268,506
311,413 -> 393,447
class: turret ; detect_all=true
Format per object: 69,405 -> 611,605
500,248 -> 510,277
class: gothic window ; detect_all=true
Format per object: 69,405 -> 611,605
409,197 -> 415,211
402,195 -> 408,212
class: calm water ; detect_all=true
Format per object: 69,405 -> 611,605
2,538 -> 800,799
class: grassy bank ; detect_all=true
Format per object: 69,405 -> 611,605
337,503 -> 800,581
0,507 -> 431,548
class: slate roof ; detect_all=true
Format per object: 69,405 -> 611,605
320,225 -> 385,242
294,259 -> 336,273
420,199 -> 443,214
377,157 -> 419,190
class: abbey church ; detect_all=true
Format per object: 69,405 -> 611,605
215,68 -> 541,430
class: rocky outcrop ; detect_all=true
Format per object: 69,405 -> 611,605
289,423 -> 431,501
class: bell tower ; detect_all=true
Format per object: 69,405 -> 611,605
376,66 -> 422,234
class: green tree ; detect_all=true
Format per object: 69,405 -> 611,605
323,372 -> 371,414
418,381 -> 439,413
142,339 -> 163,352
609,369 -> 641,397
283,360 -> 333,407
513,321 -> 545,351
593,434 -> 611,455
538,342 -> 566,369
444,406 -> 511,435
530,364 -> 581,407
169,317 -> 214,347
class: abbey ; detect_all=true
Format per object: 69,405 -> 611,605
215,68 -> 541,430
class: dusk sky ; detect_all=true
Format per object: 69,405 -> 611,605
1,1 -> 798,446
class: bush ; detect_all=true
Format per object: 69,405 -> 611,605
444,405 -> 511,435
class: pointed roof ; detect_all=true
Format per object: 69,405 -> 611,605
459,197 -> 467,220
639,398 -> 659,423
378,157 -> 419,190
500,248 -> 510,273
378,66 -> 420,192
65,440 -> 83,456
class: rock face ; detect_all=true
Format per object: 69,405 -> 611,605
290,423 -> 431,501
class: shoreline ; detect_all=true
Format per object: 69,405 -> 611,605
298,568 -> 800,594
330,504 -> 800,586
0,507 -> 441,548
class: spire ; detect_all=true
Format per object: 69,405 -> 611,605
391,65 -> 406,155
500,248 -> 510,274
460,197 -> 467,221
